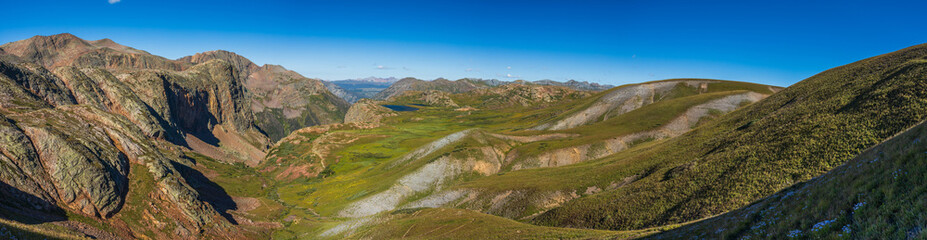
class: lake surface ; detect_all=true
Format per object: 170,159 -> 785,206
382,105 -> 419,111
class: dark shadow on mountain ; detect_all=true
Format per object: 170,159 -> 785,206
170,160 -> 238,224
0,181 -> 66,224
163,79 -> 221,146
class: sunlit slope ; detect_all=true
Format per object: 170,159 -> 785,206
263,79 -> 777,237
348,208 -> 623,240
530,79 -> 779,131
650,118 -> 927,239
455,43 -> 927,231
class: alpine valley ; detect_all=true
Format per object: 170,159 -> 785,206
1,33 -> 927,240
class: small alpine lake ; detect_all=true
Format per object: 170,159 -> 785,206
382,105 -> 419,111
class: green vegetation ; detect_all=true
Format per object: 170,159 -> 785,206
255,96 -> 348,142
186,152 -> 273,198
7,33 -> 927,240
492,43 -> 927,231
348,208 -> 625,240
509,90 -> 753,160
262,78 -> 777,239
274,117 -> 470,217
117,163 -> 164,238
0,220 -> 77,240
651,119 -> 927,239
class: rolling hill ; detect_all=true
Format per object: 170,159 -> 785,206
649,114 -> 927,239
2,33 -> 925,240
262,79 -> 777,238
262,42 -> 927,239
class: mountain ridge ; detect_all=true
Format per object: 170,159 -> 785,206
0,33 -> 350,239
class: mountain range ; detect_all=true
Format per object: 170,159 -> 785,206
0,33 -> 925,240
324,76 -> 613,104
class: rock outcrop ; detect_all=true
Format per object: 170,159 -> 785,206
178,50 -> 350,141
323,80 -> 360,103
344,99 -> 398,124
0,33 -> 353,238
0,106 -> 219,228
1,33 -> 181,70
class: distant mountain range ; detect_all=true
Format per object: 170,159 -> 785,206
323,77 -> 615,103
323,77 -> 398,103
5,32 -> 926,240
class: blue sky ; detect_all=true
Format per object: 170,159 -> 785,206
2,0 -> 926,86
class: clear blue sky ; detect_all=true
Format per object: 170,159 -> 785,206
2,0 -> 926,86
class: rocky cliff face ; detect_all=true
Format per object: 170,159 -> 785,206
322,80 -> 361,103
0,105 -> 224,236
0,33 -> 350,239
0,55 -> 237,237
178,50 -> 350,141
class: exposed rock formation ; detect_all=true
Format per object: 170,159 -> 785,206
0,106 -> 219,228
179,50 -> 350,141
323,80 -> 360,103
344,99 -> 398,124
0,33 -> 352,238
1,33 -> 180,70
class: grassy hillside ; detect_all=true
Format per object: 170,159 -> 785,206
261,79 -> 776,238
455,43 -> 927,231
650,118 -> 927,239
348,208 -> 623,240
507,90 -> 756,161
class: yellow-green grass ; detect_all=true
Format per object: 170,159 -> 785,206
112,163 -> 170,238
186,152 -> 274,198
517,80 -> 778,130
0,218 -> 83,240
508,90 -> 754,160
272,100 -> 577,219
264,78 -> 782,238
183,152 -> 289,224
651,118 -> 927,239
269,79 -> 778,223
500,43 -> 927,231
275,117 -> 473,217
349,208 -> 624,240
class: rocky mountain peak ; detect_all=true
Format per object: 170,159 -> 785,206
178,50 -> 259,76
